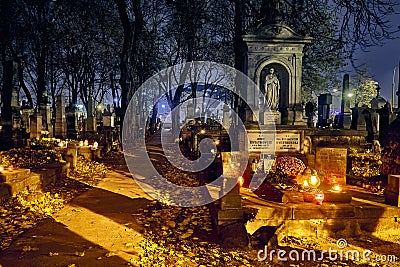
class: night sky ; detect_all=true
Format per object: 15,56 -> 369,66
356,37 -> 400,106
351,14 -> 400,107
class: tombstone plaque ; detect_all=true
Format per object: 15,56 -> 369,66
315,147 -> 347,185
275,132 -> 301,152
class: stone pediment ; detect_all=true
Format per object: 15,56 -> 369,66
246,23 -> 312,42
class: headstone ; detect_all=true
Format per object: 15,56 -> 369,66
55,95 -> 67,138
217,152 -> 249,248
385,175 -> 400,207
305,101 -> 316,128
29,113 -> 42,139
66,142 -> 78,170
315,147 -> 347,185
21,108 -> 34,134
222,104 -> 230,129
362,107 -> 376,142
371,85 -> 389,142
103,114 -> 115,128
87,96 -> 96,132
39,91 -> 52,136
66,108 -> 79,139
339,74 -> 352,129
350,106 -> 367,130
317,93 -> 332,127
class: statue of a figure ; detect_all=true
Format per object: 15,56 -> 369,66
264,67 -> 280,110
259,0 -> 283,26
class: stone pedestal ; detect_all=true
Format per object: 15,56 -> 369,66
218,181 -> 249,248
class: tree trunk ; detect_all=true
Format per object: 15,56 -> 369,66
36,45 -> 47,106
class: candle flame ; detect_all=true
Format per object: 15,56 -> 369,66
310,175 -> 318,185
238,176 -> 244,187
332,185 -> 342,192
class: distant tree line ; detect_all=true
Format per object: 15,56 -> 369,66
0,0 -> 398,126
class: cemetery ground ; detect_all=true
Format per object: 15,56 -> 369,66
0,139 -> 400,266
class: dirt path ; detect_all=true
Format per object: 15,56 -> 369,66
0,170 -> 153,267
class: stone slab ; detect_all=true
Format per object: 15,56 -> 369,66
0,169 -> 31,183
292,204 -> 356,220
282,192 -> 304,203
218,209 -> 244,222
5,173 -> 42,195
323,192 -> 352,203
220,195 -> 242,209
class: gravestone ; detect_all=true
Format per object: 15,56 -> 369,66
315,147 -> 347,185
21,108 -> 34,135
317,93 -> 332,127
339,74 -> 352,129
103,105 -> 115,148
66,107 -> 79,139
351,106 -> 367,130
86,96 -> 96,132
217,152 -> 249,248
29,112 -> 42,139
39,91 -> 52,137
222,104 -> 230,129
55,95 -> 67,138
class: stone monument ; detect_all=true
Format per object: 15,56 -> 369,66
371,85 -> 390,143
242,0 -> 312,126
39,90 -> 52,137
66,105 -> 79,139
55,95 -> 67,138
